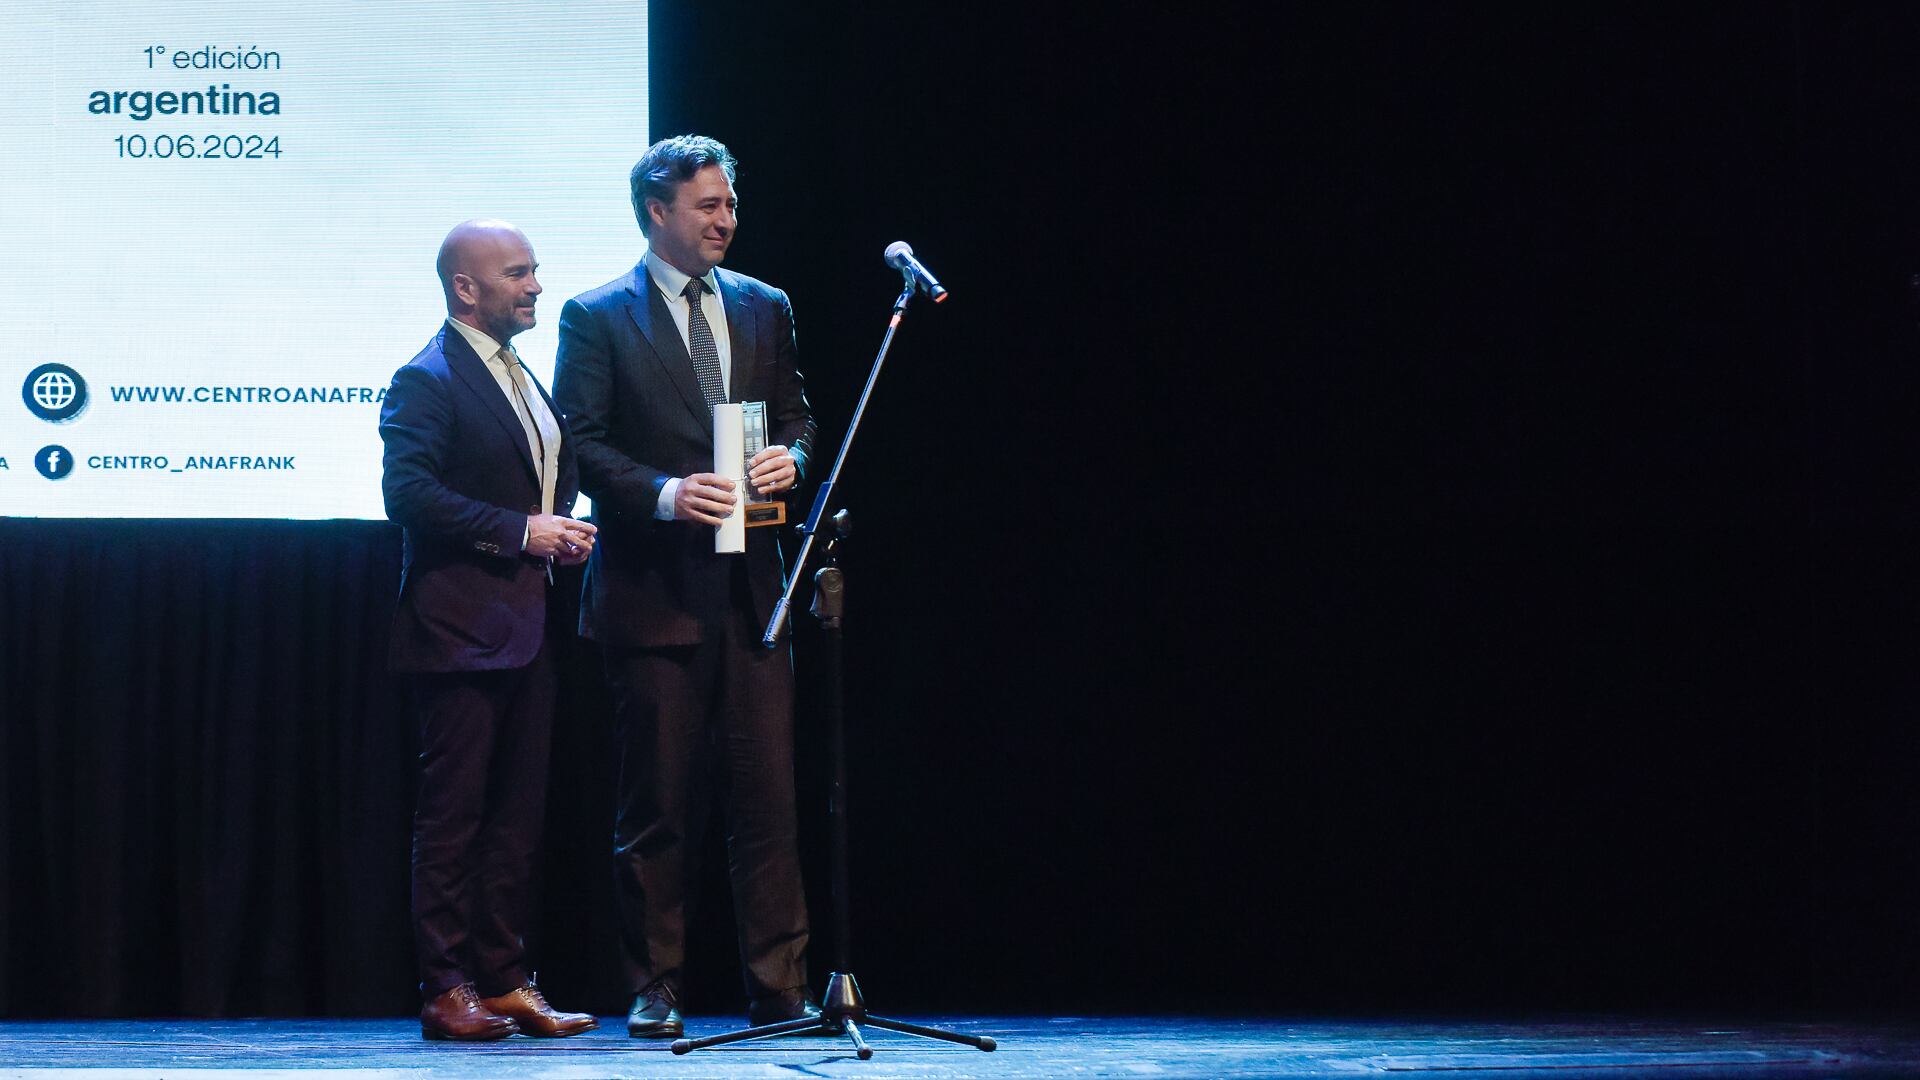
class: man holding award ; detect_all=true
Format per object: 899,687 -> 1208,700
553,135 -> 819,1037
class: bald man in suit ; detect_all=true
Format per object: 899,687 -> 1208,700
380,220 -> 599,1041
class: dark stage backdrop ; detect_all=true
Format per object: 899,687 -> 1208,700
5,3 -> 1920,1017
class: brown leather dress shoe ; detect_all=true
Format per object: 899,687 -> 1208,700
421,983 -> 519,1041
479,983 -> 599,1038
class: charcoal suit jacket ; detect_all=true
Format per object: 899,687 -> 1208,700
554,263 -> 815,648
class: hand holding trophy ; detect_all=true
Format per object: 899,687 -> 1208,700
713,401 -> 788,553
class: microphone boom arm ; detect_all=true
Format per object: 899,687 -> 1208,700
763,278 -> 919,647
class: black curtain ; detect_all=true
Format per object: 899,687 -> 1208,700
0,521 -> 415,1015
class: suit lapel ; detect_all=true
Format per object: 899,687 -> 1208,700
624,266 -> 711,429
443,324 -> 539,486
719,270 -> 758,403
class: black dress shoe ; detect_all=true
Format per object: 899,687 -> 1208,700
747,986 -> 830,1030
627,979 -> 683,1039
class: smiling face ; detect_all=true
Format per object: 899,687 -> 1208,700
644,164 -> 737,278
443,222 -> 541,343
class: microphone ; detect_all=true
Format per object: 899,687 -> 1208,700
884,241 -> 949,302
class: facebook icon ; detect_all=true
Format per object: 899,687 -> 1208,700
35,445 -> 74,480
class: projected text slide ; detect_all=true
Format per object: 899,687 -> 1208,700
0,0 -> 649,518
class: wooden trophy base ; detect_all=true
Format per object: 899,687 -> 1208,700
745,500 -> 786,528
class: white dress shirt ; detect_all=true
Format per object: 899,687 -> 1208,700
447,318 -> 563,548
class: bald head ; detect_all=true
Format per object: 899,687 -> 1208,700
437,219 -> 542,343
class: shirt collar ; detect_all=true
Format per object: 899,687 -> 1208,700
447,317 -> 511,366
644,249 -> 721,302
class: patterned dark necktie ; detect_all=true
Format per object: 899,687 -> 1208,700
682,277 -> 727,407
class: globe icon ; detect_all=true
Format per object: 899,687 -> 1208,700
32,371 -> 77,411
22,362 -> 87,421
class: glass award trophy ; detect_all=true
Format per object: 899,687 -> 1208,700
740,400 -> 786,528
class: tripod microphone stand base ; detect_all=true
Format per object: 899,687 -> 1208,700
670,972 -> 996,1058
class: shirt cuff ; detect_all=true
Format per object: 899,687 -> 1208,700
656,477 -> 681,521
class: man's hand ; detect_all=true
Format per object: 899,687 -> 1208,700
527,514 -> 597,564
674,473 -> 738,526
748,445 -> 797,496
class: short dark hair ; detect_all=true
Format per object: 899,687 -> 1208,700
630,134 -> 737,236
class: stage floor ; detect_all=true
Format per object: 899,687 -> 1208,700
3,1016 -> 1918,1078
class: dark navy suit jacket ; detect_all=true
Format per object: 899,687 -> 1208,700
554,264 -> 814,648
379,323 -> 580,673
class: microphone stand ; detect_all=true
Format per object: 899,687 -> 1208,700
758,278 -> 911,651
671,278 -> 995,1059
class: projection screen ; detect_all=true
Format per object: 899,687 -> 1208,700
0,0 -> 649,517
